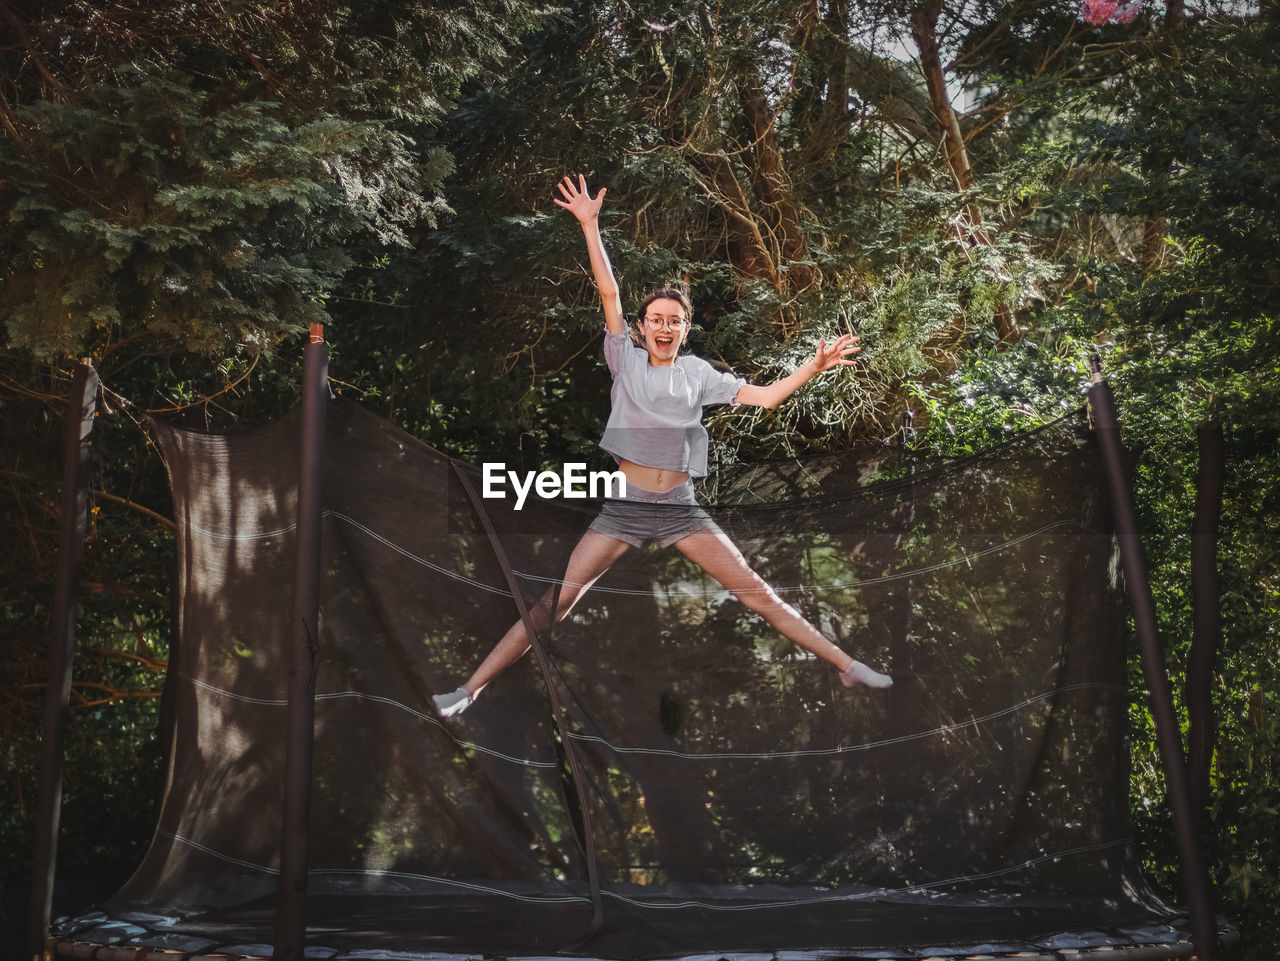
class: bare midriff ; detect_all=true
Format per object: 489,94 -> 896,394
617,458 -> 690,493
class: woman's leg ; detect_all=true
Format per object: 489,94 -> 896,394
459,529 -> 632,699
672,524 -> 891,688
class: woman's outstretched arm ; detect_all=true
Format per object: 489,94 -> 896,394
734,334 -> 861,409
554,175 -> 626,335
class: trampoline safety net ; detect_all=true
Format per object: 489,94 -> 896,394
54,400 -> 1184,959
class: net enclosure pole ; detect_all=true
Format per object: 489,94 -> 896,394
1087,359 -> 1215,960
274,325 -> 329,960
28,360 -> 99,960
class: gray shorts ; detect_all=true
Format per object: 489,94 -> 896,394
588,479 -> 715,548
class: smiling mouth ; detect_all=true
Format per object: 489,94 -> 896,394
654,335 -> 674,348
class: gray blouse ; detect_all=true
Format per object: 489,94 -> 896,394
598,329 -> 745,478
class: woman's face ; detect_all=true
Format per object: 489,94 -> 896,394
639,297 -> 689,367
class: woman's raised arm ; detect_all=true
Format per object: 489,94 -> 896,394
554,175 -> 626,335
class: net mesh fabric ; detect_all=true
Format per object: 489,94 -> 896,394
61,400 -> 1177,958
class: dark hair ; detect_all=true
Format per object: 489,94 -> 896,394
636,285 -> 693,326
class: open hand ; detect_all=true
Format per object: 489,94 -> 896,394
553,174 -> 606,224
810,333 -> 861,373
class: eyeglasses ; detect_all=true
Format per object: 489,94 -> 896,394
644,314 -> 687,331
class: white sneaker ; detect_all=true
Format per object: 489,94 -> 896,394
841,660 -> 893,690
433,687 -> 473,718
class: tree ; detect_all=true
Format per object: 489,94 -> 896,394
0,0 -> 536,362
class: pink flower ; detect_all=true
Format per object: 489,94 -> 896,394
1078,0 -> 1142,23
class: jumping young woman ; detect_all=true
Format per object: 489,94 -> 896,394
433,175 -> 892,717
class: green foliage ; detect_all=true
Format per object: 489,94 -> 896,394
1,74 -> 432,358
1073,16 -> 1280,331
0,0 -> 537,362
907,333 -> 1094,453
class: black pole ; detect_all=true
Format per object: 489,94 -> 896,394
1087,358 -> 1215,960
274,325 -> 329,960
29,361 -> 99,959
1188,423 -> 1223,818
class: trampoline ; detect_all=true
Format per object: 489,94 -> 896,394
32,345 -> 1232,960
